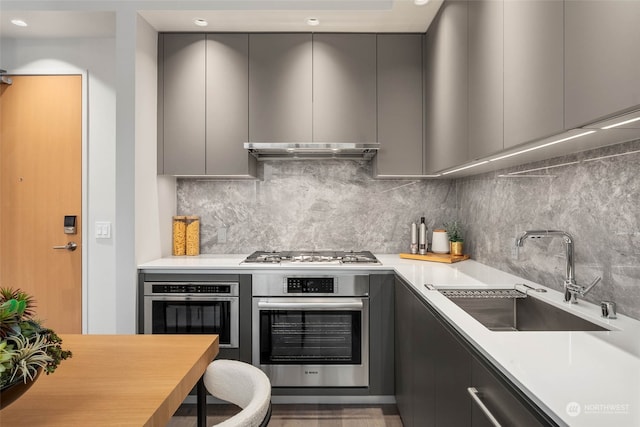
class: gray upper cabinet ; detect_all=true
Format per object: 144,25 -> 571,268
159,33 -> 255,177
160,34 -> 206,175
424,0 -> 469,174
565,0 -> 640,129
312,34 -> 377,143
206,34 -> 255,176
503,0 -> 564,149
249,34 -> 313,142
375,34 -> 423,177
467,0 -> 504,160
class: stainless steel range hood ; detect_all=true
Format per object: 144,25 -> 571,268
244,142 -> 380,160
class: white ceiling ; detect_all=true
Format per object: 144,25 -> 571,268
0,1 -> 443,39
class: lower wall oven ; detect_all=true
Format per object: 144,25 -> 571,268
252,273 -> 369,388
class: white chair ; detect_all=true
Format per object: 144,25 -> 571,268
203,359 -> 272,427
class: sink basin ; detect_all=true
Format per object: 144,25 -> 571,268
440,289 -> 608,332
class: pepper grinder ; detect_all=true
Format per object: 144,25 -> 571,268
419,217 -> 427,255
410,222 -> 418,254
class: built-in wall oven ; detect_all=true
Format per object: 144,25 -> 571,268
143,280 -> 239,348
252,272 -> 369,388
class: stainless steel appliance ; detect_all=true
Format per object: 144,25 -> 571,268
143,281 -> 239,348
243,250 -> 380,265
251,257 -> 375,388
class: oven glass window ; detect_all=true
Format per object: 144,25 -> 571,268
151,300 -> 231,344
259,310 -> 362,365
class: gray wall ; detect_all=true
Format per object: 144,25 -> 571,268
177,141 -> 640,319
177,160 -> 457,254
458,140 -> 640,319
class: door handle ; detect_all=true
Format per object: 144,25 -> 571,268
467,387 -> 502,427
53,242 -> 78,251
258,300 -> 363,310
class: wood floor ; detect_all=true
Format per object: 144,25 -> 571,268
168,404 -> 403,426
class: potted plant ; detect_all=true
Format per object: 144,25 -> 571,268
0,288 -> 72,409
444,220 -> 464,256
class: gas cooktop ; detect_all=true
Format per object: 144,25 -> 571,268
243,250 -> 380,265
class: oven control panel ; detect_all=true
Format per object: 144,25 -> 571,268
286,277 -> 335,293
151,283 -> 232,294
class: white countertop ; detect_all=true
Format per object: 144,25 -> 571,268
139,254 -> 640,426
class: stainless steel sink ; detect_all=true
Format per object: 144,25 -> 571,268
439,289 -> 608,331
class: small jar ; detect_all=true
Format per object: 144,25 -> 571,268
185,216 -> 200,256
431,229 -> 450,254
172,216 -> 187,256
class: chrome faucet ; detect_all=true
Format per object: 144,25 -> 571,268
515,230 -> 601,303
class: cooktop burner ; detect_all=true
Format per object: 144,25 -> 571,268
243,250 -> 380,265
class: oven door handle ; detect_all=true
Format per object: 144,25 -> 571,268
258,300 -> 363,310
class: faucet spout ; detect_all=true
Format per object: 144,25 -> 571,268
515,230 -> 583,302
515,230 -> 574,282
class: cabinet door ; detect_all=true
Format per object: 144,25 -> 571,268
375,34 -> 423,176
161,34 -> 206,175
468,0 -> 504,159
471,358 -> 547,427
423,0 -> 469,173
395,278 -> 436,427
434,315 -> 472,426
206,34 -> 255,176
413,297 -> 437,427
313,34 -> 377,142
504,0 -> 564,149
394,278 -> 415,426
565,0 -> 640,128
249,34 -> 312,142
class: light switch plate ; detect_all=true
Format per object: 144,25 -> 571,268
96,221 -> 112,239
218,227 -> 227,243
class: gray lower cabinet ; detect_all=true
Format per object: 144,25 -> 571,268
395,275 -> 435,427
564,0 -> 640,129
423,0 -> 469,174
312,34 -> 377,143
395,276 -> 467,426
159,33 -> 206,175
503,0 -> 564,149
374,34 -> 423,177
467,0 -> 504,160
248,34 -> 313,143
395,277 -> 555,427
470,356 -> 547,427
159,33 -> 255,177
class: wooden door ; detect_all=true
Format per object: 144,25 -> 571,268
0,75 -> 82,333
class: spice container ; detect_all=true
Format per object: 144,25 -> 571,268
185,216 -> 200,256
172,216 -> 187,256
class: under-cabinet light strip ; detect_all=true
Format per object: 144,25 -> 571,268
601,116 -> 640,130
441,161 -> 489,175
507,161 -> 580,175
489,131 -> 596,162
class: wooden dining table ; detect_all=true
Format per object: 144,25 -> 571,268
0,334 -> 219,427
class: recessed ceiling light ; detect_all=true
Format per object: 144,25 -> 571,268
414,0 -> 430,5
11,19 -> 28,27
193,19 -> 208,27
306,18 -> 320,26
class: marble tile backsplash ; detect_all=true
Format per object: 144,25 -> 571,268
177,160 -> 457,254
177,140 -> 640,319
457,140 -> 640,319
